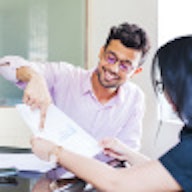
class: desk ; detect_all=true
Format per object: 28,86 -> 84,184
0,176 -> 36,192
0,147 -> 99,192
0,147 -> 125,192
0,174 -> 98,192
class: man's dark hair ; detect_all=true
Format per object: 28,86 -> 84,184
104,22 -> 151,65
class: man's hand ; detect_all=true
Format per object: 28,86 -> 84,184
23,75 -> 52,128
17,66 -> 52,129
0,58 -> 52,128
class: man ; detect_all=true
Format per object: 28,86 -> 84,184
0,22 -> 150,152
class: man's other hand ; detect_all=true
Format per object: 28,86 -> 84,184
20,68 -> 52,129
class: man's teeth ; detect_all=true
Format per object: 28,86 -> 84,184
105,71 -> 116,81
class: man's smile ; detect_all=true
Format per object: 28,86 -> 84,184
102,67 -> 120,82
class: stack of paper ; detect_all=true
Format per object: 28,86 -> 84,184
16,104 -> 101,158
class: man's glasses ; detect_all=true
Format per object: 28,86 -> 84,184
103,51 -> 135,73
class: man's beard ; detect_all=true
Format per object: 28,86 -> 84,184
96,68 -> 121,89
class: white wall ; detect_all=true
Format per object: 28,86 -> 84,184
158,0 -> 192,46
0,107 -> 31,148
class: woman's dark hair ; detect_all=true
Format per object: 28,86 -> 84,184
151,36 -> 192,126
104,22 -> 151,66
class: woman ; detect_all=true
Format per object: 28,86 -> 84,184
32,36 -> 192,192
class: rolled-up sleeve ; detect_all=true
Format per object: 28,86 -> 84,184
0,56 -> 46,89
0,56 -> 32,82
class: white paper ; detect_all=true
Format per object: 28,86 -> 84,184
16,104 -> 101,158
0,153 -> 56,172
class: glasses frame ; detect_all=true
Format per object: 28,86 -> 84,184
103,50 -> 136,73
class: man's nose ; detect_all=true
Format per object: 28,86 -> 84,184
109,61 -> 120,73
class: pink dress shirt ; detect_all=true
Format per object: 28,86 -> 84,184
0,56 -> 145,151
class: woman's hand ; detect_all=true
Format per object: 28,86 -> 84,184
101,137 -> 150,165
31,137 -> 56,161
100,138 -> 130,161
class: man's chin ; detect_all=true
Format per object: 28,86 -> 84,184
97,73 -> 120,89
100,81 -> 119,89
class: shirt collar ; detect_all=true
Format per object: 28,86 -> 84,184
81,68 -> 95,95
115,85 -> 126,104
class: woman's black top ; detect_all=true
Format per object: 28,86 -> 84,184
160,125 -> 192,192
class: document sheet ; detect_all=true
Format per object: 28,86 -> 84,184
16,104 -> 101,158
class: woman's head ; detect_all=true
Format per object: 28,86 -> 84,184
152,36 -> 192,126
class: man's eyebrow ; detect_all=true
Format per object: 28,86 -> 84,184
124,60 -> 132,65
106,50 -> 117,57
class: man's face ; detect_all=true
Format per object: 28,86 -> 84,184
97,39 -> 142,89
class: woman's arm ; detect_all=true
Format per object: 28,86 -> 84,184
32,137 -> 182,192
55,146 -> 182,192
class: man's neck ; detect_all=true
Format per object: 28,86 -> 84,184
91,72 -> 118,104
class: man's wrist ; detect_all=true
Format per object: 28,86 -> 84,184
16,66 -> 40,82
